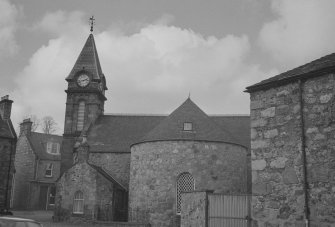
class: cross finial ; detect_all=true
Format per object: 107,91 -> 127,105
89,16 -> 95,33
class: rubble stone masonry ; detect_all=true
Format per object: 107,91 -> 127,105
129,141 -> 248,227
250,73 -> 335,226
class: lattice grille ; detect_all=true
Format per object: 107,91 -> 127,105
176,172 -> 195,213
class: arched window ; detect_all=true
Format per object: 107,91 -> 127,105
176,172 -> 195,214
77,101 -> 85,131
73,191 -> 84,214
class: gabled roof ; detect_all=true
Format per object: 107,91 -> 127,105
66,34 -> 103,81
137,98 -> 244,147
87,114 -> 166,152
89,163 -> 128,191
0,117 -> 16,139
246,52 -> 335,92
28,132 -> 62,161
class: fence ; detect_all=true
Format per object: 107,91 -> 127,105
208,194 -> 251,227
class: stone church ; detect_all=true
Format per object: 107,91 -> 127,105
55,33 -> 251,226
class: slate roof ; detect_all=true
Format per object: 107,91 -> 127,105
28,132 -> 62,161
66,34 -> 104,81
87,99 -> 250,152
87,115 -> 166,152
246,52 -> 335,92
89,163 -> 128,191
0,118 -> 16,139
138,98 -> 244,147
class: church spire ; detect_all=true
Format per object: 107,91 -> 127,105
66,33 -> 104,84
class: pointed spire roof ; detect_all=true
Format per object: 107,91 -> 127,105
66,34 -> 103,81
136,98 -> 243,146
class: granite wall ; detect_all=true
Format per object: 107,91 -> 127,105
129,140 -> 248,227
250,73 -> 335,226
55,161 -> 116,221
180,191 -> 207,227
0,137 -> 15,211
12,136 -> 35,210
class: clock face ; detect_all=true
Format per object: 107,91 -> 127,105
77,74 -> 90,87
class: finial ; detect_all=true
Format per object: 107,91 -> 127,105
188,92 -> 191,99
89,16 -> 95,33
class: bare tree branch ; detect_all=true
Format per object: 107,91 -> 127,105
41,116 -> 58,134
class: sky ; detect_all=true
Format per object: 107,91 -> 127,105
2,0 -> 335,134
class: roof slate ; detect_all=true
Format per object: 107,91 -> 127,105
0,118 -> 16,139
139,98 -> 243,146
87,100 -> 250,152
246,52 -> 335,92
28,132 -> 62,160
66,34 -> 103,81
87,115 -> 165,152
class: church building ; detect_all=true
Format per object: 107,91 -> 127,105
55,32 -> 251,226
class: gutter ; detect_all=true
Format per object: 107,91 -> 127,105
298,79 -> 310,227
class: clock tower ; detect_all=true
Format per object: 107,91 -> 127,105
61,33 -> 107,173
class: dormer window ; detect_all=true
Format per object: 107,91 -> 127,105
47,142 -> 60,155
45,163 -> 53,177
183,122 -> 193,131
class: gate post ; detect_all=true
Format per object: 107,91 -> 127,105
205,190 -> 214,227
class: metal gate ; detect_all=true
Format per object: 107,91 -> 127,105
208,194 -> 251,227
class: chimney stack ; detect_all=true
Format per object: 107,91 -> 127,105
0,95 -> 13,120
20,118 -> 33,136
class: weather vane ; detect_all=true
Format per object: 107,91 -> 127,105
89,16 -> 95,33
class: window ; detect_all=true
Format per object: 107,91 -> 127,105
183,122 -> 193,131
48,186 -> 56,205
45,163 -> 53,177
73,191 -> 84,214
176,172 -> 195,214
77,101 -> 85,131
46,142 -> 59,155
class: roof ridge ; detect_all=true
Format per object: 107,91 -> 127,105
104,113 -> 168,117
30,131 -> 62,137
246,52 -> 335,92
209,114 -> 250,117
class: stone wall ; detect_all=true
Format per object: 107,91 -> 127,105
180,191 -> 207,227
35,160 -> 61,182
55,162 -> 98,220
0,137 -> 15,211
250,73 -> 335,226
89,153 -> 130,188
13,136 -> 35,210
129,140 -> 248,227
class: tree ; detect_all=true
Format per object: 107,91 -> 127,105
41,116 -> 58,134
29,115 -> 40,132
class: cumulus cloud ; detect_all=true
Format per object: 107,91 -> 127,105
259,0 -> 335,69
0,0 -> 20,58
11,11 -> 272,133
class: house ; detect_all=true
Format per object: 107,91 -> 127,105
246,53 -> 335,226
0,95 -> 17,214
12,119 -> 62,210
55,32 -> 251,226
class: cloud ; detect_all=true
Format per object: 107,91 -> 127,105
11,11 -> 272,134
259,0 -> 335,69
0,0 -> 20,58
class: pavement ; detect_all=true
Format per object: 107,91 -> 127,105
11,210 -> 93,226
